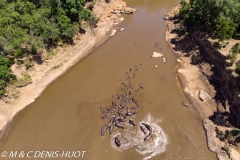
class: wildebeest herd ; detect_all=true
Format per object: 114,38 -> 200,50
100,64 -> 154,147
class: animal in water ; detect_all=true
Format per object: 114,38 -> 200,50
122,114 -> 127,119
112,101 -> 116,105
141,123 -> 152,132
121,98 -> 127,103
140,125 -> 147,135
115,123 -> 124,129
134,100 -> 139,108
126,106 -> 130,113
131,107 -> 138,110
109,125 -> 113,134
115,135 -> 121,147
125,112 -> 132,116
132,112 -> 138,115
101,126 -> 104,136
144,133 -> 152,141
106,107 -> 111,112
109,114 -> 117,119
132,97 -> 135,103
117,94 -> 120,100
117,118 -> 126,122
100,106 -> 105,114
99,67 -> 144,137
129,119 -> 136,126
105,125 -> 110,132
128,90 -> 131,96
102,115 -> 107,119
108,119 -> 113,125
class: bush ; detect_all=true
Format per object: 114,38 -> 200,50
14,48 -> 23,58
14,72 -> 32,87
0,56 -> 16,96
235,63 -> 240,75
230,43 -> 240,65
25,59 -> 33,69
179,0 -> 240,41
31,45 -> 37,55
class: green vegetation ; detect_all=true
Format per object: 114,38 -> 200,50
44,50 -> 57,60
24,59 -> 34,69
0,0 -> 98,97
230,43 -> 240,64
180,0 -> 240,41
14,72 -> 32,87
235,63 -> 240,75
180,0 -> 240,88
0,0 -> 97,55
235,64 -> 240,88
0,56 -> 15,96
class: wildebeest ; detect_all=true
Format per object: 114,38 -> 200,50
101,126 -> 104,136
129,119 -> 136,126
115,135 -> 121,147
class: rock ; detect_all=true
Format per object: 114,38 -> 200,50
163,57 -> 166,63
154,65 -> 158,68
177,59 -> 181,62
152,52 -> 163,58
198,90 -> 210,101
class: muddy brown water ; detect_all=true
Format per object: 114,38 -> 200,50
0,0 -> 217,159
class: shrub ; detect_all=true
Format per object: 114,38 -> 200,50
230,43 -> 240,65
25,59 -> 33,69
14,48 -> 23,58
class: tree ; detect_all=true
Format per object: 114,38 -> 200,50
180,0 -> 240,41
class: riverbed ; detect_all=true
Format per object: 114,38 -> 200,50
0,0 -> 216,159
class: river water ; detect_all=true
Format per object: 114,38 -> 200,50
0,0 -> 217,159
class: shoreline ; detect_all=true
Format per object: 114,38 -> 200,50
0,0 -> 136,141
165,3 -> 240,160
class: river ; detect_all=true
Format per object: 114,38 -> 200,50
0,0 -> 217,159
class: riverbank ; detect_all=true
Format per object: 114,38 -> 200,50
165,3 -> 240,160
0,0 -> 136,141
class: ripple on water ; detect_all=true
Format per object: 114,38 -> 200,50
111,114 -> 168,160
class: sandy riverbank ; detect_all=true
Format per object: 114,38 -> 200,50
165,3 -> 240,160
0,0 -> 136,141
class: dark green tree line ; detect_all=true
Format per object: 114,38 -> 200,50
180,0 -> 240,41
0,0 -> 97,96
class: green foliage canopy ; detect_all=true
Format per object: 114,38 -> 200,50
0,0 -> 97,96
180,0 -> 240,41
0,0 -> 96,56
